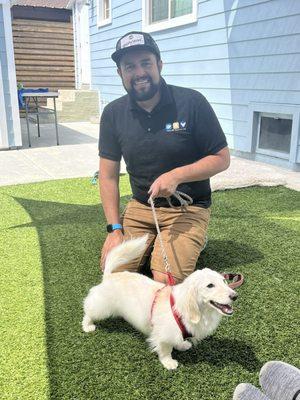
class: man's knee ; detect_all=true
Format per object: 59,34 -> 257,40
152,270 -> 180,284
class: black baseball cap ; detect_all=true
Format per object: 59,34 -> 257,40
111,31 -> 161,64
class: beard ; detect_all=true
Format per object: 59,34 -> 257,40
125,75 -> 161,102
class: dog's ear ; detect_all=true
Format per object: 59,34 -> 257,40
185,286 -> 201,324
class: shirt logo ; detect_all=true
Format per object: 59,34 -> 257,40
165,123 -> 173,132
165,121 -> 187,133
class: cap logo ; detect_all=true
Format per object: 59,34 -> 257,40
120,33 -> 145,49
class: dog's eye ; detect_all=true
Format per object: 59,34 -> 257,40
207,283 -> 214,288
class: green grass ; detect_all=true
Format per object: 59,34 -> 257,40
0,177 -> 299,400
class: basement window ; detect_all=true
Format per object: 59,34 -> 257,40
256,112 -> 292,159
97,0 -> 111,27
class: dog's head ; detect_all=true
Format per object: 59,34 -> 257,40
183,268 -> 238,324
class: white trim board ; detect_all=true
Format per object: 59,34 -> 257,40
3,1 -> 22,147
0,58 -> 9,149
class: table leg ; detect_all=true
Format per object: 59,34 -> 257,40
53,97 -> 59,145
24,97 -> 31,147
35,96 -> 41,137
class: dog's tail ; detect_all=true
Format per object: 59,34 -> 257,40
103,234 -> 149,277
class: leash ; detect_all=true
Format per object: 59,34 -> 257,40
222,273 -> 244,289
148,191 -> 193,284
149,191 -> 193,337
148,191 -> 244,338
148,192 -> 245,290
165,190 -> 193,209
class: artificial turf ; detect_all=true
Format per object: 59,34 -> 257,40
0,177 -> 299,400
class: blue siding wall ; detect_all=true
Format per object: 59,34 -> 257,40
90,0 -> 300,165
89,0 -> 142,106
0,4 -> 14,146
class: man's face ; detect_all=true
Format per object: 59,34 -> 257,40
118,50 -> 162,101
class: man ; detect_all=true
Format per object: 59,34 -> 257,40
99,31 -> 230,284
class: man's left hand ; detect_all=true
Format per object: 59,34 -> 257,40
148,170 -> 179,199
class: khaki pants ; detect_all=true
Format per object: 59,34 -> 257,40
115,199 -> 210,282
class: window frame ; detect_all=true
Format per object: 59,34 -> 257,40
142,0 -> 197,33
256,112 -> 292,160
97,0 -> 112,28
248,102 -> 300,164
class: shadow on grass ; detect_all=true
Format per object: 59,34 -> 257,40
175,337 -> 259,371
12,195 -> 260,399
198,240 -> 264,271
97,319 -> 259,372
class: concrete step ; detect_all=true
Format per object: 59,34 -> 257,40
45,89 -> 100,123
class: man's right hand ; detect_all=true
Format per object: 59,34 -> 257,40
100,230 -> 124,271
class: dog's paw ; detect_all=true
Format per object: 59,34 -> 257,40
82,315 -> 96,333
161,358 -> 179,370
83,324 -> 96,333
82,322 -> 96,333
175,341 -> 192,352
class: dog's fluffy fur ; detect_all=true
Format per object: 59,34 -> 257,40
82,235 -> 237,370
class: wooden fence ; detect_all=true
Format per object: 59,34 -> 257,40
13,18 -> 75,92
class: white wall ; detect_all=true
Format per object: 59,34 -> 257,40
73,1 -> 91,89
0,0 -> 21,149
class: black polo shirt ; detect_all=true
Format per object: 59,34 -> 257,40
99,79 -> 227,208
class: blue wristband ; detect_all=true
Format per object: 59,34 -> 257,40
107,223 -> 123,233
112,223 -> 123,231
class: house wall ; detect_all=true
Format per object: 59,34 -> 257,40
225,0 -> 300,169
90,0 -> 300,169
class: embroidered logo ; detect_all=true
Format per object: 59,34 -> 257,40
165,123 -> 172,132
165,121 -> 187,133
120,33 -> 145,49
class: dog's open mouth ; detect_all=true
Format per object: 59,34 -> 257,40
210,301 -> 233,315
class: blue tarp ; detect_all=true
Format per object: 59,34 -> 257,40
18,88 -> 49,108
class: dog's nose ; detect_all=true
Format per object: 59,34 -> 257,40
230,293 -> 238,301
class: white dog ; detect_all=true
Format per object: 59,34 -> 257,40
82,235 -> 238,370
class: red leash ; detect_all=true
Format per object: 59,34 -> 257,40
150,272 -> 175,320
222,273 -> 244,289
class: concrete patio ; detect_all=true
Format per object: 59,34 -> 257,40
0,118 -> 299,191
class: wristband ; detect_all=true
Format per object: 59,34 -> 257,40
106,223 -> 123,233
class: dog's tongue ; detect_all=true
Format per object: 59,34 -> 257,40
221,304 -> 233,315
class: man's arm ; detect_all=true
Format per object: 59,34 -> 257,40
99,157 -> 124,269
148,147 -> 230,199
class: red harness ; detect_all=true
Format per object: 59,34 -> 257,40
150,272 -> 192,339
150,271 -> 244,339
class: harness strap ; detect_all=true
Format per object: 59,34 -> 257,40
150,286 -> 165,321
170,293 -> 192,339
150,286 -> 192,339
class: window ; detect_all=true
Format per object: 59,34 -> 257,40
97,0 -> 111,27
257,113 -> 292,158
143,0 -> 197,32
